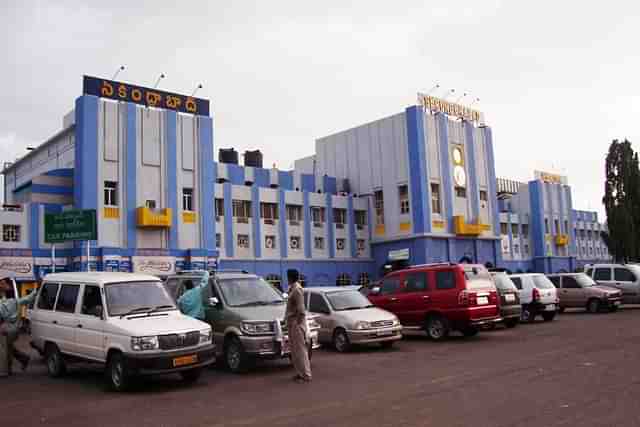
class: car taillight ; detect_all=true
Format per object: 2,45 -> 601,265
489,290 -> 498,305
532,288 -> 540,302
458,290 -> 477,306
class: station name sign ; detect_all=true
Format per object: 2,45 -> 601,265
83,75 -> 210,116
418,93 -> 481,122
45,209 -> 97,243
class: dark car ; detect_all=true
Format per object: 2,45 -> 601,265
490,271 -> 521,328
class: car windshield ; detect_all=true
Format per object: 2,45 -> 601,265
217,277 -> 284,307
326,290 -> 374,311
105,281 -> 177,316
532,275 -> 555,289
463,266 -> 494,290
574,274 -> 596,287
492,273 -> 517,291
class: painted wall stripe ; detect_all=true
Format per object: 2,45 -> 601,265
437,114 -> 454,233
405,106 -> 430,234
125,103 -> 137,249
199,116 -> 215,250
529,181 -> 546,257
279,189 -> 288,258
223,182 -> 234,257
464,121 -> 480,222
166,110 -> 179,249
483,126 -> 500,237
74,95 -> 99,210
326,193 -> 335,258
348,195 -> 357,258
303,191 -> 312,258
252,185 -> 261,258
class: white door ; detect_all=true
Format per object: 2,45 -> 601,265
53,284 -> 81,355
31,282 -> 61,350
75,284 -> 106,362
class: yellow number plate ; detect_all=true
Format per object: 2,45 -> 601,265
173,354 -> 198,367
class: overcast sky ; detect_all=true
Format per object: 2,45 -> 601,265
3,1 -> 640,219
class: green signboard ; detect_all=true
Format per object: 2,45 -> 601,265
44,209 -> 97,243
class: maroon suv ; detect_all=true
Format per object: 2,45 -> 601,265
365,263 -> 500,340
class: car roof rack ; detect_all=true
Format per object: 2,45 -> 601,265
404,262 -> 456,269
212,269 -> 250,275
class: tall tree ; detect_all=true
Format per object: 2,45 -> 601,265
602,139 -> 640,262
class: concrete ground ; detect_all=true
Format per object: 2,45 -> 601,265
2,308 -> 639,427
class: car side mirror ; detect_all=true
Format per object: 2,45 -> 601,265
370,286 -> 381,295
282,292 -> 288,299
208,297 -> 220,307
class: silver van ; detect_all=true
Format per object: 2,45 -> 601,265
585,263 -> 640,304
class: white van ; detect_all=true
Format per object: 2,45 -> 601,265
509,273 -> 559,322
29,272 -> 215,391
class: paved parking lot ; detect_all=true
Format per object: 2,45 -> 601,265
3,308 -> 640,427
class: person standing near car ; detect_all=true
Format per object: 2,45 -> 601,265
177,270 -> 210,321
0,278 -> 37,376
285,269 -> 312,383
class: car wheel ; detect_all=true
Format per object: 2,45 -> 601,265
425,315 -> 449,341
587,298 -> 600,314
504,318 -> 519,328
45,343 -> 66,378
542,312 -> 556,322
106,352 -> 129,392
224,336 -> 248,374
380,340 -> 395,349
462,327 -> 479,337
180,368 -> 202,384
521,306 -> 535,323
333,329 -> 351,353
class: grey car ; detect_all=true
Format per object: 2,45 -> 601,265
304,286 -> 402,352
165,270 -> 320,373
490,272 -> 521,328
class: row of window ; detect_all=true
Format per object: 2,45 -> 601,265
376,270 -> 457,295
265,273 -> 370,290
217,233 -> 367,253
37,282 -> 102,316
500,223 -> 530,238
2,224 -> 20,242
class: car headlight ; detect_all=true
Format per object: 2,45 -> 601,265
241,321 -> 275,335
131,336 -> 159,351
200,328 -> 213,344
355,321 -> 371,330
391,317 -> 401,326
307,318 -> 321,330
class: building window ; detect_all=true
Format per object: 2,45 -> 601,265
357,239 -> 366,253
524,244 -> 530,255
311,207 -> 325,224
554,219 -> 560,234
265,235 -> 277,250
290,235 -> 301,250
286,205 -> 303,224
216,233 -> 221,248
455,187 -> 467,198
182,188 -> 194,211
145,200 -> 157,209
215,198 -> 224,219
374,190 -> 384,225
514,244 -> 520,254
336,238 -> 346,251
500,223 -> 508,235
260,203 -> 279,221
237,234 -> 250,249
314,237 -> 324,250
399,184 -> 410,215
104,181 -> 118,206
265,274 -> 282,292
232,200 -> 252,221
2,225 -> 20,242
511,224 -> 519,237
333,208 -> 347,227
522,224 -> 529,237
479,190 -> 488,202
355,210 -> 367,227
564,220 -> 569,234
544,218 -> 550,234
357,273 -> 371,286
430,183 -> 441,214
336,273 -> 351,286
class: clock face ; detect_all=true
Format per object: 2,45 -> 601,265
454,165 -> 467,187
452,147 -> 463,165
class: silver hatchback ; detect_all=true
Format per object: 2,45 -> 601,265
304,287 -> 402,352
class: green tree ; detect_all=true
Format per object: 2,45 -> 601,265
602,139 -> 640,262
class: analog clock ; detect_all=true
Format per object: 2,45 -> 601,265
454,165 -> 467,187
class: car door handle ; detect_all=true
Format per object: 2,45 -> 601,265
76,324 -> 83,328
52,320 -> 58,325
389,298 -> 399,302
422,296 -> 431,301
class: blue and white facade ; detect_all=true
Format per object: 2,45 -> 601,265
0,80 -> 612,283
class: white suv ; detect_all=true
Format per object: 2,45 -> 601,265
29,272 -> 215,391
509,274 -> 559,322
585,263 -> 640,304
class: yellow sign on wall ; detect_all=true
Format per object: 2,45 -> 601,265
418,93 -> 482,122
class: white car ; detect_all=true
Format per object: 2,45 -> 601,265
508,274 -> 559,322
29,272 -> 215,391
584,263 -> 640,304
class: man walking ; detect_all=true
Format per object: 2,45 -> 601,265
285,269 -> 312,383
177,270 -> 210,321
0,278 -> 37,376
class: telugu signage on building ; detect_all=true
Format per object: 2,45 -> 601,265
44,209 -> 97,243
83,75 -> 210,116
418,93 -> 482,122
534,170 -> 568,185
0,257 -> 34,279
132,257 -> 175,276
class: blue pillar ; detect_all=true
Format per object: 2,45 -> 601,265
326,193 -> 335,258
483,126 -> 500,236
464,121 -> 480,223
348,196 -> 357,258
223,183 -> 234,257
29,204 -> 39,250
125,103 -> 137,249
252,185 -> 261,258
279,190 -> 288,258
405,106 -> 431,233
199,116 -> 215,251
74,95 -> 99,210
529,181 -> 546,258
166,111 -> 179,249
437,114 -> 454,233
303,191 -> 312,259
